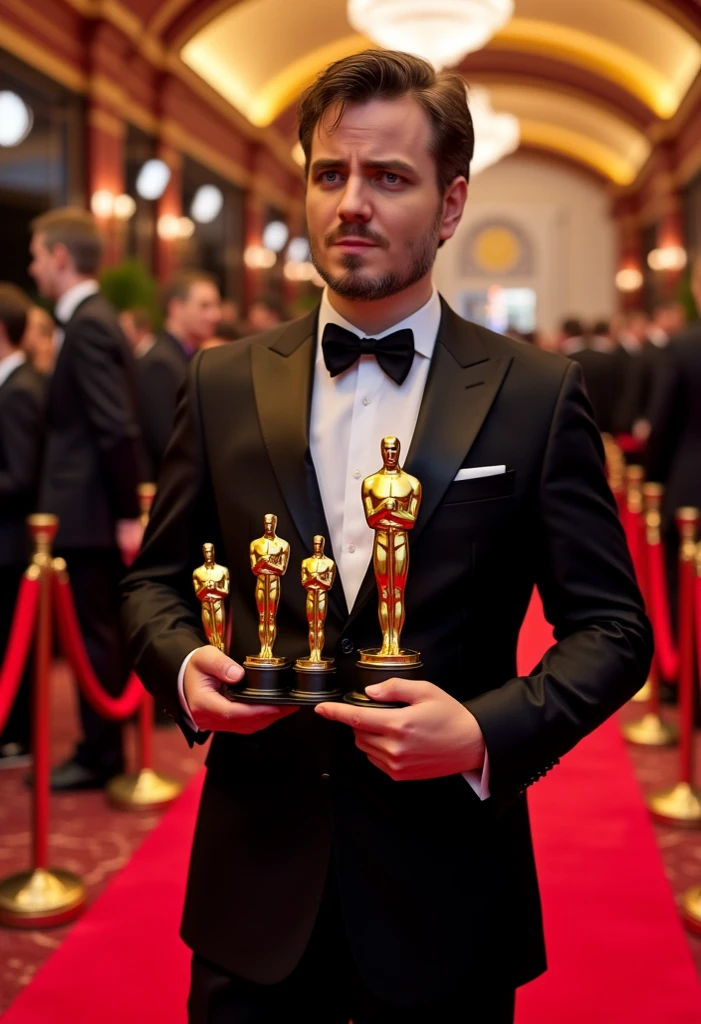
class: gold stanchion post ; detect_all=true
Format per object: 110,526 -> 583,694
106,484 -> 182,811
0,515 -> 86,927
623,484 -> 678,744
647,508 -> 701,826
626,468 -> 652,703
682,540 -> 701,931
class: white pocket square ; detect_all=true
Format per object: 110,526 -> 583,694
453,465 -> 506,482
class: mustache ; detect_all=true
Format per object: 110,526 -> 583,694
324,225 -> 390,249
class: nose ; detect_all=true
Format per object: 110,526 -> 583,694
336,174 -> 371,224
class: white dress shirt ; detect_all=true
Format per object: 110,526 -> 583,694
178,288 -> 489,799
53,279 -> 100,355
0,350 -> 26,389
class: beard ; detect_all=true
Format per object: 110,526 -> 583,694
309,208 -> 442,301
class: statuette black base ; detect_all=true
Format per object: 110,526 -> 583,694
343,654 -> 424,708
225,661 -> 292,704
287,662 -> 340,704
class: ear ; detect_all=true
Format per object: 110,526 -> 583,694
438,176 -> 468,244
52,241 -> 73,274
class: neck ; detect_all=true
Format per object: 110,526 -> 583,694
165,321 -> 193,348
56,274 -> 92,301
327,274 -> 433,335
0,340 -> 17,361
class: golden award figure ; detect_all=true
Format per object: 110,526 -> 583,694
345,436 -> 423,708
289,536 -> 341,702
230,513 -> 293,702
192,543 -> 230,653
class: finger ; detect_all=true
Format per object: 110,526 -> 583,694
315,701 -> 404,735
364,678 -> 436,705
212,705 -> 300,734
353,730 -> 396,759
191,647 -> 245,684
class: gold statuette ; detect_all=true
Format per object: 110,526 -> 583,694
345,436 -> 423,707
192,543 -> 230,652
246,513 -> 290,665
296,535 -> 336,669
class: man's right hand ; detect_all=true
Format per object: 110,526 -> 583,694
183,646 -> 299,734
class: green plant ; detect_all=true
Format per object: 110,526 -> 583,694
100,260 -> 162,329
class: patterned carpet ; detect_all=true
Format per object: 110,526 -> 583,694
0,667 -> 699,1015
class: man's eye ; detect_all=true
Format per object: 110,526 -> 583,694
322,171 -> 340,183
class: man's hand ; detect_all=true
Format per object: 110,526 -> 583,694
184,646 -> 299,734
117,518 -> 144,564
315,679 -> 485,781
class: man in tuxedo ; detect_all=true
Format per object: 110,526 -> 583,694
0,284 -> 45,765
123,51 -> 651,1022
137,272 -> 221,481
564,319 -> 618,434
646,258 -> 701,625
29,208 -> 144,790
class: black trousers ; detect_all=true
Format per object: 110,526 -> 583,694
0,564 -> 32,747
58,548 -> 128,775
188,870 -> 515,1024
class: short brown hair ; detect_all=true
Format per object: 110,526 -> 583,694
161,270 -> 218,311
298,49 -> 474,190
0,283 -> 31,346
123,306 -> 154,333
30,207 -> 103,275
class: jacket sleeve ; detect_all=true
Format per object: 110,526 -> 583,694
464,361 -> 652,803
0,384 -> 44,502
139,356 -> 183,479
121,353 -> 217,746
70,318 -> 142,519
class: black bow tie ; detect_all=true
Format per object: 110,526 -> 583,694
322,323 -> 415,385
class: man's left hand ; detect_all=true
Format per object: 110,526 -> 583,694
315,679 -> 486,781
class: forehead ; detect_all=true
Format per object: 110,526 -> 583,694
188,280 -> 218,301
313,95 -> 433,163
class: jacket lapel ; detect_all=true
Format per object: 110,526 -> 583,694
346,299 -> 513,626
251,309 -> 348,623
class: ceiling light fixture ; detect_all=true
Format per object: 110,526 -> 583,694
190,184 -> 224,224
0,91 -> 33,147
347,0 -> 514,69
468,86 -> 520,176
136,159 -> 171,200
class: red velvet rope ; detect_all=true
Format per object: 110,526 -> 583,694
0,572 -> 41,735
622,505 -> 646,589
52,572 -> 145,720
616,434 -> 644,455
696,574 -> 701,689
646,538 -> 679,683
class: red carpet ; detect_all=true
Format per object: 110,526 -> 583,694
3,593 -> 701,1022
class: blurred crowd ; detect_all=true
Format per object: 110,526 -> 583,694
1,205 -> 700,788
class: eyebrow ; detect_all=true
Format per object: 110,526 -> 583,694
310,158 -> 418,176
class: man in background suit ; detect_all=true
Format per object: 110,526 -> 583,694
136,272 -> 220,481
29,208 -> 144,790
562,318 -> 617,434
646,259 -> 701,622
123,51 -> 651,1023
0,284 -> 45,765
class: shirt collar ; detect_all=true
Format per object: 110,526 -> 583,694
55,279 -> 100,325
0,350 -> 26,389
316,287 -> 441,363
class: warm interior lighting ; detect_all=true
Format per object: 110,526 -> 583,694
347,0 -> 514,69
468,86 -> 520,176
90,190 -> 115,219
287,237 -> 310,264
178,216 -> 196,239
157,213 -> 181,240
244,246 -> 277,269
190,185 -> 224,224
647,246 -> 687,271
262,221 -> 289,253
113,194 -> 136,220
615,268 -> 643,292
283,260 -> 317,282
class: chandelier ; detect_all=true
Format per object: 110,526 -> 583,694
468,86 -> 520,176
347,0 -> 514,69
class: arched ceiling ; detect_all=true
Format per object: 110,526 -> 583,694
170,0 -> 701,186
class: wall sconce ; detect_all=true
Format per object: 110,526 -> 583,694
615,268 -> 643,292
244,245 -> 277,269
283,260 -> 317,281
157,214 -> 195,240
136,159 -> 171,200
647,246 -> 687,271
90,191 -> 136,221
262,220 -> 289,253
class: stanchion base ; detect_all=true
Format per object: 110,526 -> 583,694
631,678 -> 653,704
106,768 -> 182,811
622,713 -> 678,747
0,868 -> 85,928
648,782 -> 701,826
682,886 -> 701,935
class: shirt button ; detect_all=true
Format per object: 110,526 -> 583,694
353,469 -> 361,479
362,396 -> 370,406
348,544 -> 356,553
341,638 -> 355,654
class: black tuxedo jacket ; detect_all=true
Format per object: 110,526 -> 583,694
122,300 -> 651,1003
136,331 -> 189,481
0,359 -> 45,567
646,325 -> 701,522
569,347 -> 618,434
39,292 -> 143,550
